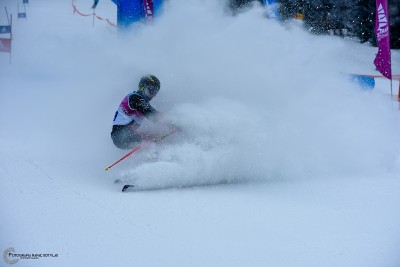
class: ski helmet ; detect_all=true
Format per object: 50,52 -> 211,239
138,74 -> 160,100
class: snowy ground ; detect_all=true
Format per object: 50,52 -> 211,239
1,0 -> 400,266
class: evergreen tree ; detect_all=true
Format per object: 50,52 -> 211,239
227,0 -> 399,48
303,0 -> 334,34
352,0 -> 375,44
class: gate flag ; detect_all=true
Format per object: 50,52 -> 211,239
92,0 -> 99,9
0,26 -> 11,34
0,38 -> 11,53
374,0 -> 391,79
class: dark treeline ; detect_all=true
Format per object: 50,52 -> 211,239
228,0 -> 400,48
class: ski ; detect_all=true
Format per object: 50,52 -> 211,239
122,184 -> 135,192
120,179 -> 244,192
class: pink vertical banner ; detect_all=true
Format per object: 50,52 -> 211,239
374,0 -> 391,79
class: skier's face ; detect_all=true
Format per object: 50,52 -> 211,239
144,85 -> 159,100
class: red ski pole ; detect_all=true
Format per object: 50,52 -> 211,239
105,144 -> 146,171
105,128 -> 178,171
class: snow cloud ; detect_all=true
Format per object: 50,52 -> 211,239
1,0 -> 399,188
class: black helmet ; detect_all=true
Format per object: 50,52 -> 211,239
138,74 -> 160,100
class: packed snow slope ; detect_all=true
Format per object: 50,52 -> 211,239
1,0 -> 400,266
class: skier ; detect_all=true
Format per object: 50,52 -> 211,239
111,74 -> 163,150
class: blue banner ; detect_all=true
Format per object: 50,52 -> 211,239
112,0 -> 163,28
263,0 -> 280,20
350,75 -> 375,90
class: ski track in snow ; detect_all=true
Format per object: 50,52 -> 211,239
1,0 -> 400,266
